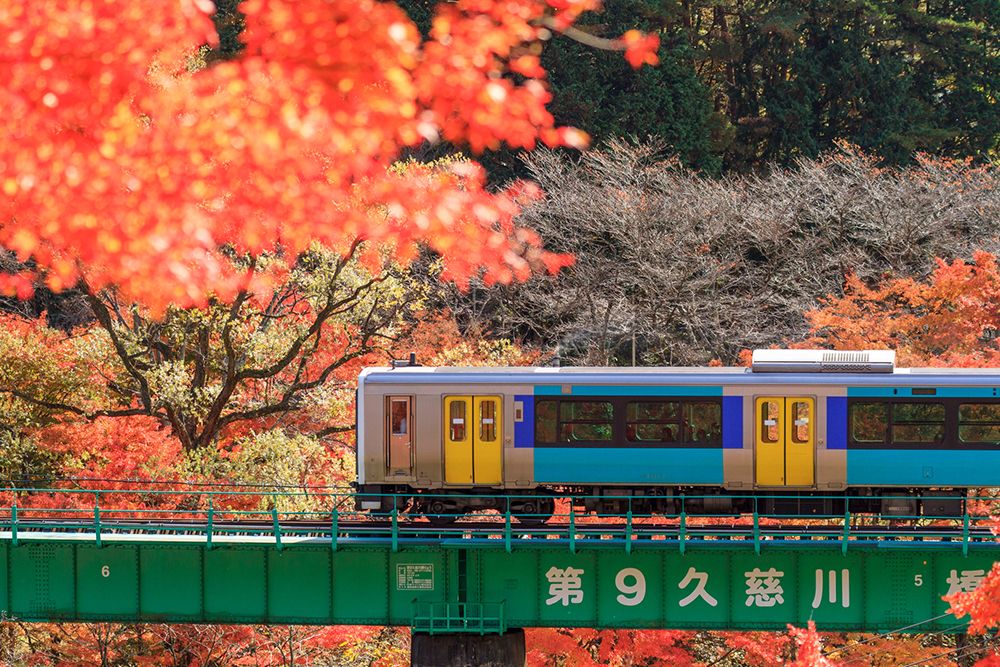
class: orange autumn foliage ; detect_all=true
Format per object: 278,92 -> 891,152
14,622 -> 400,667
787,622 -> 834,667
393,310 -> 543,367
0,0 -> 660,311
800,250 -> 1000,367
526,629 -> 697,667
801,252 -> 1000,665
949,561 -> 1000,634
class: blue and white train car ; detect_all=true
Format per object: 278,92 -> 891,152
356,350 -> 1000,516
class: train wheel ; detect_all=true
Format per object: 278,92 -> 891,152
512,497 -> 554,526
422,499 -> 459,526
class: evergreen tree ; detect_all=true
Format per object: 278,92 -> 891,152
399,0 -> 998,175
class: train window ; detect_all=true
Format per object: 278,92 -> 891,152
390,400 -> 408,435
960,403 -> 1000,421
760,400 -> 780,443
449,400 -> 467,441
685,402 -> 722,444
631,423 -> 677,441
626,401 -> 680,442
959,403 -> 1000,444
480,400 -> 497,442
627,401 -> 679,422
562,422 -> 613,441
535,400 -> 614,443
559,401 -> 613,442
891,402 -> 945,443
850,402 -> 887,443
560,401 -> 613,421
535,400 -> 558,443
790,400 -> 810,443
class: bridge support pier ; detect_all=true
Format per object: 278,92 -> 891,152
410,629 -> 525,667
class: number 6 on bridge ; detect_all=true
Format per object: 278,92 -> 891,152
615,568 -> 646,606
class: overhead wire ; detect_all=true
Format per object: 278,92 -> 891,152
824,618 -> 968,660
897,637 -> 996,667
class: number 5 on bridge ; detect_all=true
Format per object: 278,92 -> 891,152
616,568 -> 646,606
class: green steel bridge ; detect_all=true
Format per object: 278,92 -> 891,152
1,487 -> 997,638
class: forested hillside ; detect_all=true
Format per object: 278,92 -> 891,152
400,0 -> 999,177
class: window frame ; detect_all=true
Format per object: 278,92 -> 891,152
890,401 -> 946,444
958,402 -> 1000,445
625,399 -> 682,443
479,398 -> 498,442
533,396 -> 723,448
536,398 -> 615,445
847,397 -> 1000,450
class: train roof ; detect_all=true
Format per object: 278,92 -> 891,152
360,365 -> 1000,387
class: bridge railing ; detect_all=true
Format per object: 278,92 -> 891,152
0,486 -> 997,553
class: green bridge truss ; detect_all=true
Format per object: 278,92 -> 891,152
1,488 -> 998,633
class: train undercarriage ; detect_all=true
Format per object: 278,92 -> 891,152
355,484 -> 969,522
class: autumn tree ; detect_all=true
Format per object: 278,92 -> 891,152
0,0 -> 665,308
0,0 -> 665,462
0,312 -> 104,484
392,309 -> 543,367
0,243 -> 419,451
525,628 -> 795,666
800,251 -> 1000,367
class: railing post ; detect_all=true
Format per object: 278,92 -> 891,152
962,508 -> 970,557
331,505 -> 339,553
752,508 -> 760,555
94,492 -> 102,549
391,507 -> 399,553
679,509 -> 687,556
842,503 -> 850,556
206,498 -> 214,550
11,503 -> 17,547
504,499 -> 512,554
569,506 -> 576,554
625,510 -> 633,555
272,504 -> 282,551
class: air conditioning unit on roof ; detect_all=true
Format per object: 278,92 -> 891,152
750,349 -> 895,373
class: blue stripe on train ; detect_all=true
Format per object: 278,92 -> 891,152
533,447 -> 723,484
513,394 -> 533,448
827,397 -> 847,450
847,449 -> 1000,486
722,396 -> 742,449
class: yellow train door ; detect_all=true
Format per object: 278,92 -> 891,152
785,397 -> 815,486
755,397 -> 815,487
444,396 -> 473,484
444,395 -> 503,485
473,396 -> 503,484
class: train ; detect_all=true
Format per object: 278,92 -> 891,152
354,349 -> 1000,519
